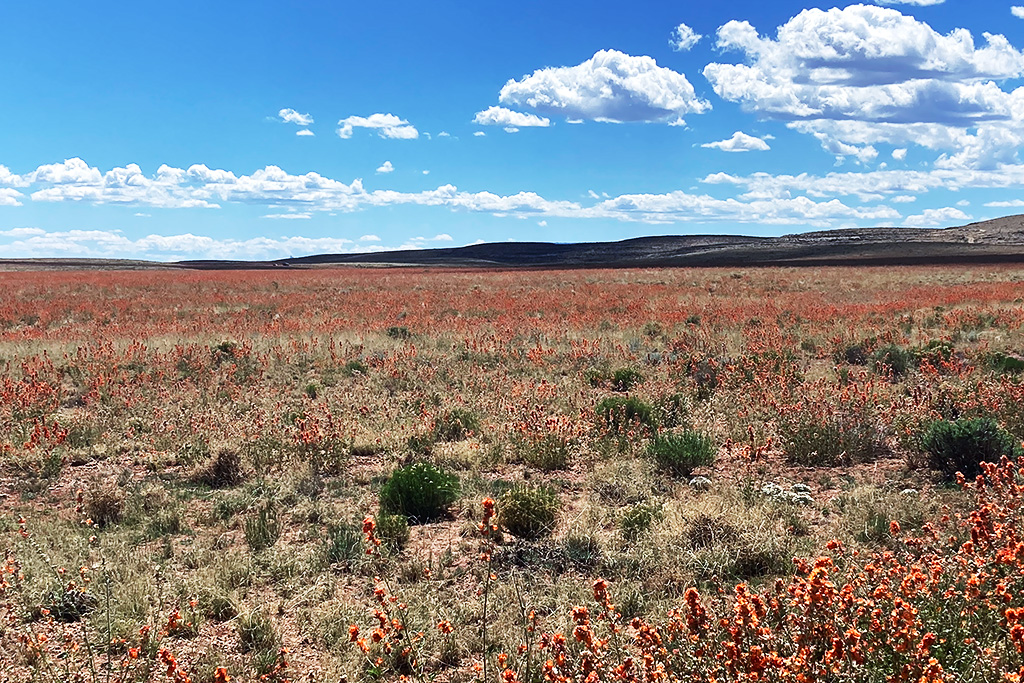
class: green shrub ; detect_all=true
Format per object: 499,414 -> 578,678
386,326 -> 412,340
342,359 -> 369,376
920,417 -> 1024,481
237,609 -> 280,655
988,352 -> 1024,375
916,340 -> 954,366
499,486 -> 559,540
323,522 -> 363,566
587,367 -> 644,392
620,502 -> 664,540
610,368 -> 644,392
376,512 -> 410,551
431,408 -> 481,442
379,462 -> 460,523
838,344 -> 868,366
648,430 -> 715,477
518,434 -> 571,471
872,345 -> 915,378
596,396 -> 657,434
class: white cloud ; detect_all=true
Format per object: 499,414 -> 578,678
0,188 -> 24,206
874,0 -> 944,5
892,195 -> 917,203
337,113 -> 419,140
473,106 -> 550,128
134,212 -> 151,217
892,148 -> 908,161
0,165 -> 27,187
296,129 -> 315,137
262,212 -> 312,219
376,161 -> 395,174
0,229 -> 376,261
474,131 -> 486,137
701,165 -> 1024,204
359,234 -> 381,241
701,131 -> 771,152
1014,7 -> 1024,19
670,23 -> 703,52
279,108 -> 314,126
437,131 -> 451,137
0,227 -> 45,237
504,127 -> 519,134
904,207 -> 970,226
7,157 -> 917,234
497,49 -> 711,124
703,5 -> 1024,168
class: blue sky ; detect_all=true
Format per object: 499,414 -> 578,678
3,0 -> 1024,260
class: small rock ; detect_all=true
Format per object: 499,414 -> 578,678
689,476 -> 712,492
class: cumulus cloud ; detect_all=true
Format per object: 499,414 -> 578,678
359,234 -> 381,241
0,229 -> 382,261
904,207 -> 970,226
0,165 -> 27,187
279,108 -> 314,126
892,148 -> 908,161
496,49 -> 710,124
473,106 -> 551,128
703,5 -> 1024,167
670,23 -> 702,51
701,131 -> 771,152
474,131 -> 486,137
376,161 -> 395,174
337,113 -> 419,139
3,156 -> 915,238
700,164 -> 1024,210
0,188 -> 24,206
1015,7 -> 1024,19
296,129 -> 315,137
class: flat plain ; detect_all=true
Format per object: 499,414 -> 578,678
4,265 -> 1024,682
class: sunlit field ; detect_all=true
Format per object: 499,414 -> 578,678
4,265 -> 1024,682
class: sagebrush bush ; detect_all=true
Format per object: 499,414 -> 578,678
921,417 -> 1024,481
647,430 -> 716,477
379,462 -> 460,523
596,396 -> 657,434
499,485 -> 558,540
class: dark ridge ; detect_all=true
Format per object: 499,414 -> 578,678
3,215 -> 1024,271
